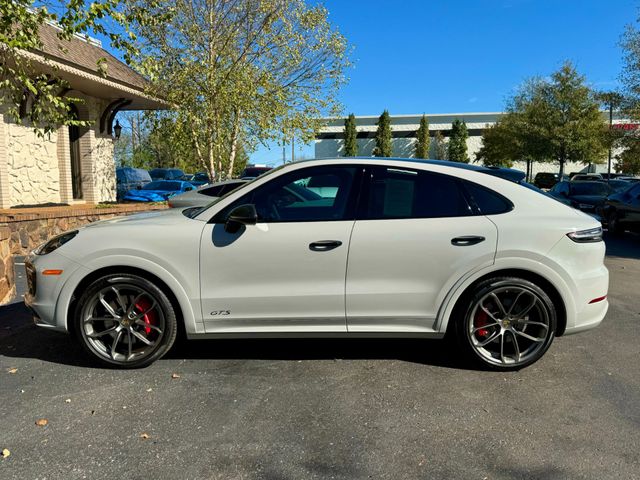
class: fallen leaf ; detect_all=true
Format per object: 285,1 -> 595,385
35,419 -> 48,427
146,388 -> 153,392
7,368 -> 17,374
64,399 -> 71,403
1,449 -> 9,458
171,373 -> 180,379
140,433 -> 150,440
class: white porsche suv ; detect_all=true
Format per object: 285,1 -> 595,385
24,158 -> 609,369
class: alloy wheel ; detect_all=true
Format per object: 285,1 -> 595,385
81,283 -> 165,364
466,286 -> 551,367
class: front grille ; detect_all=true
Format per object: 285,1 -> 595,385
25,262 -> 36,296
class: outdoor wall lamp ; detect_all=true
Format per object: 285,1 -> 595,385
113,119 -> 122,140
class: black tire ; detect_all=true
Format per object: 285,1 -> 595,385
607,210 -> 624,235
72,273 -> 178,368
453,276 -> 556,371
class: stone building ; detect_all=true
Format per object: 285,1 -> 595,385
316,112 -> 634,177
0,23 -> 164,208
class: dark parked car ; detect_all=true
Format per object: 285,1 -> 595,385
604,182 -> 640,234
187,172 -> 211,187
149,168 -> 185,181
534,172 -> 568,189
116,167 -> 152,200
548,181 -> 611,215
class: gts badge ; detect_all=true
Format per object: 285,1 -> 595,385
210,310 -> 231,316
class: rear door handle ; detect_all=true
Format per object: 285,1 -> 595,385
451,235 -> 485,246
309,240 -> 343,252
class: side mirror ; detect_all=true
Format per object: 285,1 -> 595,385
185,186 -> 193,191
225,204 -> 257,233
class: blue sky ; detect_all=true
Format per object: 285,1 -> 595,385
252,0 -> 639,164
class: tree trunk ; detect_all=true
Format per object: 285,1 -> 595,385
227,113 -> 241,179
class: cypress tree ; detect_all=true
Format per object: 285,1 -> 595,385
414,114 -> 430,158
372,110 -> 392,157
433,130 -> 447,160
448,119 -> 469,163
343,113 -> 358,156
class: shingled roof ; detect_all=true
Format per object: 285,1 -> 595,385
35,22 -> 148,92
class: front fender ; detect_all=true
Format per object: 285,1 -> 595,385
55,253 -> 203,335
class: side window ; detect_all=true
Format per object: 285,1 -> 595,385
363,167 -> 473,219
215,166 -> 357,223
201,185 -> 227,197
463,181 -> 513,215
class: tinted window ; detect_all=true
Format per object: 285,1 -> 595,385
201,185 -> 227,197
363,167 -> 472,219
216,166 -> 357,222
570,182 -> 609,196
463,182 -> 513,215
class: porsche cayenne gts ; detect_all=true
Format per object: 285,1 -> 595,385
24,158 -> 609,370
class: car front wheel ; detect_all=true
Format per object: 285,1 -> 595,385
455,277 -> 556,370
73,273 -> 178,368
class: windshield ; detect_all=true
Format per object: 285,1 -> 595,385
570,182 -> 609,196
143,181 -> 182,191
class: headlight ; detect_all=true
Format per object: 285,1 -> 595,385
35,230 -> 79,255
567,227 -> 603,243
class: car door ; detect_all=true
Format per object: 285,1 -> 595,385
621,184 -> 640,226
199,164 -> 360,333
346,166 -> 498,333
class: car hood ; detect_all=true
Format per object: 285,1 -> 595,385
82,207 -> 201,229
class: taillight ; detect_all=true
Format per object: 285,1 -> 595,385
567,227 -> 603,243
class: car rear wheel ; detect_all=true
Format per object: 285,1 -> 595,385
73,274 -> 178,368
455,277 -> 556,370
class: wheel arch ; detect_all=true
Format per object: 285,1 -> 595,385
441,268 -> 568,337
64,265 -> 196,336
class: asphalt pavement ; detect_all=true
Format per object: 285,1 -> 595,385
1,234 -> 639,480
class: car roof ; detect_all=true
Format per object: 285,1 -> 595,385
290,157 -> 527,182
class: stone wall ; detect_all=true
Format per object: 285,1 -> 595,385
0,224 -> 15,304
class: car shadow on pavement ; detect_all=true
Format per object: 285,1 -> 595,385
604,231 -> 640,260
0,302 -> 473,370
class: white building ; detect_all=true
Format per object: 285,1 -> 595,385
315,112 -> 633,177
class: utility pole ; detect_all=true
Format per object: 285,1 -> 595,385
282,129 -> 286,164
596,91 -> 624,182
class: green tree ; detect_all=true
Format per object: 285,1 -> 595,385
372,110 -> 392,157
616,143 -> 640,175
433,130 -> 447,160
0,1 -> 158,134
129,0 -> 351,180
448,119 -> 469,163
343,113 -> 358,156
414,115 -> 430,158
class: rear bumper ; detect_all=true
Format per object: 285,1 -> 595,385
563,298 -> 608,335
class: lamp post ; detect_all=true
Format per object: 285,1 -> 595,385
596,91 -> 624,181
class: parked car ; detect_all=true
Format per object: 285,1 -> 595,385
116,167 -> 151,200
606,179 -> 634,193
533,172 -> 568,189
548,181 -> 611,215
571,173 -> 603,182
25,158 -> 607,371
123,180 -> 195,202
168,179 -> 247,208
148,168 -> 185,181
188,172 -> 211,187
240,165 -> 272,179
604,182 -> 640,234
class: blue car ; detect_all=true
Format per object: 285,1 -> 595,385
123,180 -> 195,202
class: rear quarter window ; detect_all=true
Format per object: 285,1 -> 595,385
463,181 -> 513,215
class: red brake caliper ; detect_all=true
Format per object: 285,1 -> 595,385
134,298 -> 156,335
474,308 -> 489,338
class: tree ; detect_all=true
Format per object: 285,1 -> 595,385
372,110 -> 392,157
343,113 -> 358,156
476,123 -> 515,168
414,115 -> 430,158
0,1 -> 155,134
129,0 -> 351,181
616,142 -> 640,175
448,119 -> 469,163
433,130 -> 447,160
474,63 -> 607,176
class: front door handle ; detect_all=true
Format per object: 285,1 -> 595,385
309,240 -> 343,252
451,235 -> 485,246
